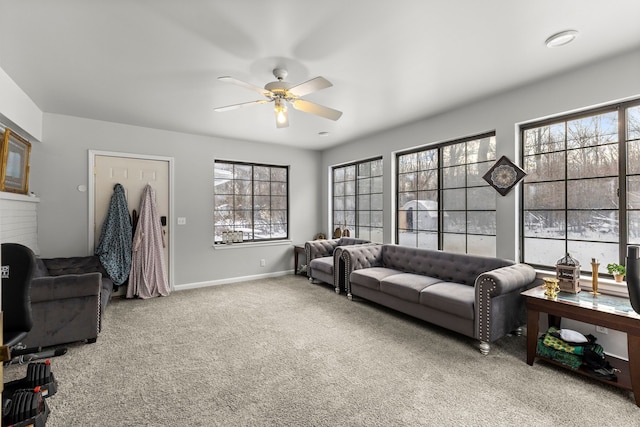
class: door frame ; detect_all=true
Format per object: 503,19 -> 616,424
88,150 -> 175,290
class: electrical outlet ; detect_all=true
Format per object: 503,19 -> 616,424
260,259 -> 266,267
596,326 -> 608,334
177,217 -> 186,225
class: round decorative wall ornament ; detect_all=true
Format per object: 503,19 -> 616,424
482,156 -> 527,196
491,164 -> 518,189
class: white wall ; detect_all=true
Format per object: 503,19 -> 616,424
0,66 -> 42,141
30,114 -> 322,286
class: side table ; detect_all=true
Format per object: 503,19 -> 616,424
293,244 -> 305,275
522,286 -> 640,407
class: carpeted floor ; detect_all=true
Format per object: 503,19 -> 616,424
5,275 -> 639,426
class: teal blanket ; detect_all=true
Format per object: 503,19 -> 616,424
95,183 -> 132,285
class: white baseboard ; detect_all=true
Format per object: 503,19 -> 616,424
173,270 -> 293,291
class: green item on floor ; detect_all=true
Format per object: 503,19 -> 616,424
536,335 -> 583,369
543,326 -> 585,355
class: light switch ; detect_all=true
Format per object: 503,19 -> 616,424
177,217 -> 186,225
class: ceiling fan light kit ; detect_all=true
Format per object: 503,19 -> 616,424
215,68 -> 343,128
274,98 -> 288,128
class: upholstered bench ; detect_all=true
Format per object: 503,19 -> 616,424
22,256 -> 113,349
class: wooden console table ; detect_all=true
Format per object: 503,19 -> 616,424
522,286 -> 640,406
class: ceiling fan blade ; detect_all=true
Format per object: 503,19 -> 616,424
275,109 -> 289,128
287,76 -> 332,97
218,76 -> 272,97
292,99 -> 343,121
214,99 -> 270,112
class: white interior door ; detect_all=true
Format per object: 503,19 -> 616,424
93,155 -> 170,293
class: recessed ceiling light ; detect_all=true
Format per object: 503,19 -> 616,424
545,30 -> 578,48
318,131 -> 330,137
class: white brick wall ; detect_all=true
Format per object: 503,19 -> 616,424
0,192 -> 39,255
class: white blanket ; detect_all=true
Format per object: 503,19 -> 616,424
127,184 -> 170,299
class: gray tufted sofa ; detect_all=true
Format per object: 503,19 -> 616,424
305,237 -> 372,293
340,244 -> 538,354
22,255 -> 113,349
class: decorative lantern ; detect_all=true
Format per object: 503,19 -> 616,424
556,253 -> 581,294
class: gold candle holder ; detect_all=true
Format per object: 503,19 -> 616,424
543,277 -> 560,299
591,258 -> 600,295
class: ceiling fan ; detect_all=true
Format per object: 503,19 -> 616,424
214,68 -> 342,128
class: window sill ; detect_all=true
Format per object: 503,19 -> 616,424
212,240 -> 292,250
534,268 -> 630,298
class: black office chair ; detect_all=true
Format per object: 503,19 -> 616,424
2,244 -> 57,426
2,243 -> 66,364
1,243 -> 35,353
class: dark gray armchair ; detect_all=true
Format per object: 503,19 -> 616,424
304,237 -> 372,293
22,256 -> 113,349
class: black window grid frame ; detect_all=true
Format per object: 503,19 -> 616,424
331,156 -> 383,240
520,98 -> 640,274
395,131 -> 497,253
214,160 -> 289,243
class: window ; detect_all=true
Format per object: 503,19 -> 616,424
521,99 -> 640,274
332,158 -> 383,242
214,161 -> 288,243
396,133 -> 497,255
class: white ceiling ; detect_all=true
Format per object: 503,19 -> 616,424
1,1 -> 639,150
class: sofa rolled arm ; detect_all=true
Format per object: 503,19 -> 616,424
475,263 -> 537,345
340,245 -> 383,295
30,272 -> 102,304
475,263 -> 537,297
305,239 -> 340,279
333,243 -> 378,292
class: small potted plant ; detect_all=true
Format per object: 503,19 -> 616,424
606,263 -> 626,282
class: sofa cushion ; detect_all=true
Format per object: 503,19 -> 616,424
309,257 -> 334,275
350,268 -> 400,291
420,282 -> 475,320
381,245 -> 512,286
43,256 -> 107,277
380,274 -> 443,303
